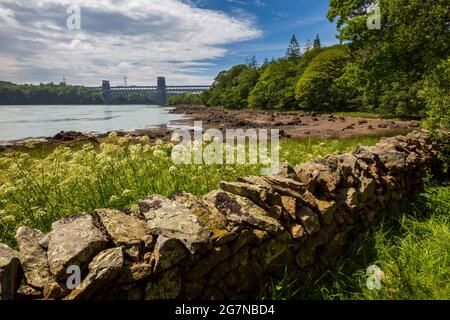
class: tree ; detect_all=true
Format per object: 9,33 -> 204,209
286,35 -> 301,62
247,55 -> 258,68
295,45 -> 352,111
0,81 -> 104,105
248,59 -> 298,110
327,0 -> 450,116
305,38 -> 312,52
206,64 -> 260,108
313,34 -> 321,49
419,58 -> 450,129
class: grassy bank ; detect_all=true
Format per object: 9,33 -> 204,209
0,134 -> 379,246
273,184 -> 450,300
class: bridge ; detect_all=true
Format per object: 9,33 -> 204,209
89,77 -> 210,104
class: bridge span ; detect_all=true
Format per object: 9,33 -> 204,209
89,77 -> 210,104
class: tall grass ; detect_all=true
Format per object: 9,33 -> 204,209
0,134 -> 379,246
275,184 -> 450,300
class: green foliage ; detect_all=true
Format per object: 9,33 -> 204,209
420,58 -> 450,130
0,81 -> 104,105
166,93 -> 204,105
274,184 -> 450,300
206,64 -> 260,108
328,0 -> 450,117
115,93 -> 152,104
248,59 -> 298,110
295,45 -> 352,111
313,34 -> 321,49
286,34 -> 302,62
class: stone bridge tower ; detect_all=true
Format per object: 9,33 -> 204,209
102,80 -> 111,104
156,77 -> 167,105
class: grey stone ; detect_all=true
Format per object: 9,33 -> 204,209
146,197 -> 212,254
152,236 -> 189,273
65,247 -> 124,300
15,226 -> 51,289
96,209 -> 147,259
47,213 -> 109,277
0,243 -> 21,300
203,190 -> 285,235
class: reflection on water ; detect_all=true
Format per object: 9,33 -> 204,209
0,105 -> 185,142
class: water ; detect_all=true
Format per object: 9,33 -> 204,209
0,105 -> 186,142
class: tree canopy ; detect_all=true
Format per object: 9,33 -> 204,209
0,81 -> 104,105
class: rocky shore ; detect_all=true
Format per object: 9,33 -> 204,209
1,105 -> 420,151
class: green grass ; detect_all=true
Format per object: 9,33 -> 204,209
273,184 -> 450,300
0,134 -> 379,247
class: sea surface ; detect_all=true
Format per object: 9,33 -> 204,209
0,104 -> 185,142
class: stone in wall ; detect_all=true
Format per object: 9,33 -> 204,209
47,213 -> 109,278
15,226 -> 51,289
0,244 -> 21,300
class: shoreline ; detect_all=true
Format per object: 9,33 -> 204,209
0,104 -> 421,149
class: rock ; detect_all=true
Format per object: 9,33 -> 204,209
409,121 -> 420,128
359,176 -> 377,202
281,196 -> 297,220
378,123 -> 387,128
16,285 -> 43,300
370,147 -> 407,172
186,246 -> 231,280
43,281 -> 70,300
295,244 -> 316,268
65,247 -> 124,300
145,267 -> 182,300
47,213 -> 109,277
220,181 -> 284,220
145,197 -> 212,254
315,199 -> 337,225
294,162 -> 340,194
290,224 -> 305,239
152,236 -> 189,273
203,190 -> 286,235
96,209 -> 147,259
296,206 -> 320,235
358,119 -> 368,125
170,191 -> 228,230
138,195 -> 173,220
0,244 -> 21,300
118,262 -> 153,284
15,226 -> 51,289
269,162 -> 298,180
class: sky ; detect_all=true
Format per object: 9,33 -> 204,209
0,0 -> 339,86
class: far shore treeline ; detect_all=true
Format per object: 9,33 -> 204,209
0,81 -> 158,105
168,0 -> 449,130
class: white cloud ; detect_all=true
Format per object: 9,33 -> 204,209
0,0 -> 262,85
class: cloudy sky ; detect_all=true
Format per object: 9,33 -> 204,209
0,0 -> 338,86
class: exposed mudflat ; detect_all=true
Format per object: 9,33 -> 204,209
170,105 -> 420,139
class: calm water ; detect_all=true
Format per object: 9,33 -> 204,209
0,105 -> 186,142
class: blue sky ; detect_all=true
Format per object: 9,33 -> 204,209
194,0 -> 338,75
0,0 -> 338,86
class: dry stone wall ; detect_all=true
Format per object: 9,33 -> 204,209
0,130 -> 448,300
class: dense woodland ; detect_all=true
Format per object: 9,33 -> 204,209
0,81 -> 104,105
168,0 -> 449,129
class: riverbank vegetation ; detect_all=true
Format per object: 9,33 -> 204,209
168,0 -> 449,129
